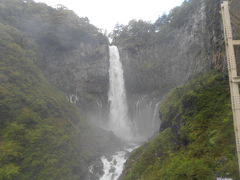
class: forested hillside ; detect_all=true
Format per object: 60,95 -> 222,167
118,0 -> 240,179
0,0 -> 239,179
120,72 -> 239,180
0,1 -> 120,179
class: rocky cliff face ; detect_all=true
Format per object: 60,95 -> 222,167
231,0 -> 240,40
114,0 -> 224,97
111,0 -> 227,138
111,0 -> 240,139
0,0 -> 110,118
42,39 -> 110,113
42,40 -> 111,126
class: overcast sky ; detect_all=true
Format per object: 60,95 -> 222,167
34,0 -> 184,32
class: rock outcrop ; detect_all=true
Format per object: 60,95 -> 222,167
42,39 -> 110,112
111,0 -> 240,142
0,0 -> 110,115
114,0 -> 225,97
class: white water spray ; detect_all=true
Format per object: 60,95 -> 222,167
108,46 -> 131,140
99,145 -> 138,180
99,151 -> 127,180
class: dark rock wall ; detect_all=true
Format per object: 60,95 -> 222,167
115,0 -> 240,101
117,0 -> 225,98
42,40 -> 110,111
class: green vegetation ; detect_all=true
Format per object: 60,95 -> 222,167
111,0 -> 200,48
121,72 -> 239,180
0,0 -> 108,93
0,1 -> 117,179
0,21 -> 114,180
0,22 -> 84,180
0,0 -> 106,47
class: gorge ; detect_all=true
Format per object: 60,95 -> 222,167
0,0 -> 240,179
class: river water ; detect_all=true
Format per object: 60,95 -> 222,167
99,145 -> 138,180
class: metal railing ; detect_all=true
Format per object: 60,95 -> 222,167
221,0 -> 240,174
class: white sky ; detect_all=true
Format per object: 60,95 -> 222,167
34,0 -> 184,32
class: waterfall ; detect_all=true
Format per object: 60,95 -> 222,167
108,46 -> 131,140
152,102 -> 161,136
132,96 -> 161,139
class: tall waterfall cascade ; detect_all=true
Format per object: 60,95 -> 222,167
108,46 -> 132,140
98,46 -> 162,180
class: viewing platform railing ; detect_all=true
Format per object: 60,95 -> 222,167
221,0 -> 240,174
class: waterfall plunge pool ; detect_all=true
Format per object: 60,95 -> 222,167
99,144 -> 139,180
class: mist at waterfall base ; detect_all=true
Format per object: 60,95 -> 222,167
87,46 -> 161,180
84,46 -> 162,144
89,46 -> 161,142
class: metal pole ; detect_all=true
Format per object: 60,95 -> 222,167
221,0 -> 240,174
